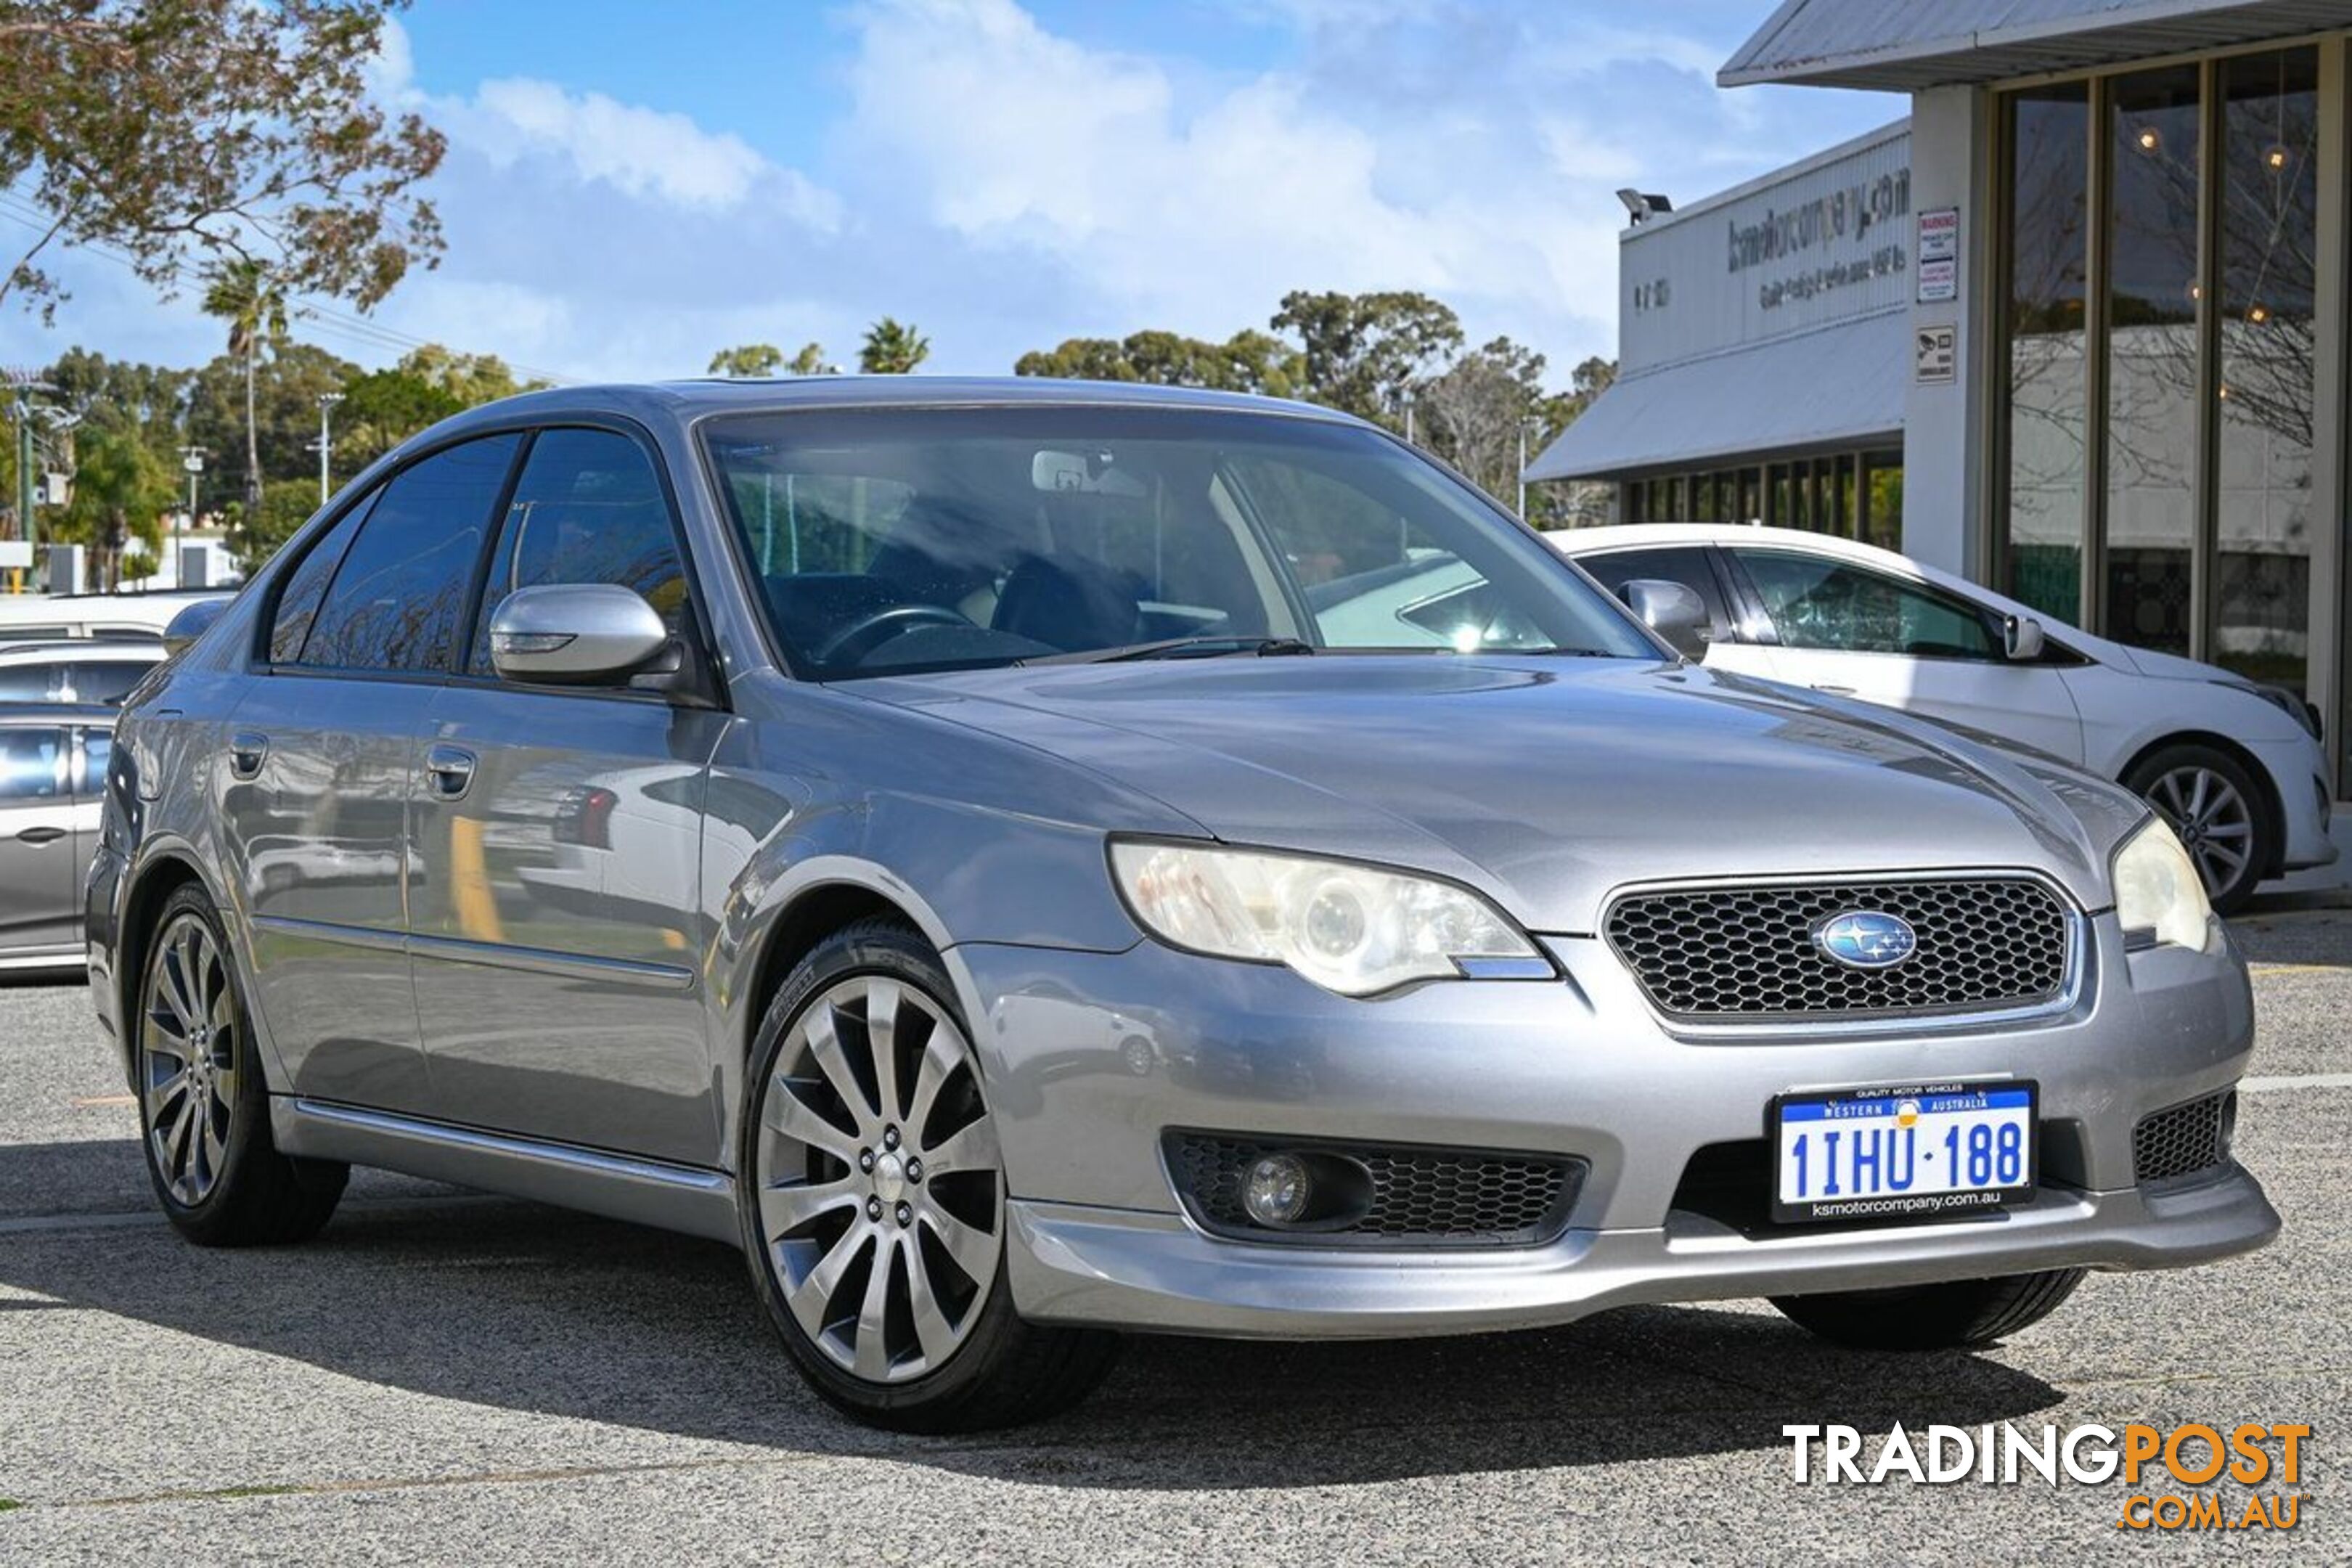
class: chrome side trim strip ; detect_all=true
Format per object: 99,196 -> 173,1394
287,1098 -> 730,1191
407,931 -> 696,991
251,913 -> 407,955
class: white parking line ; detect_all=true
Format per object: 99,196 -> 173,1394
2239,1073 -> 2352,1092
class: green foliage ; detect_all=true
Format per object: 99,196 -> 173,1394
185,343 -> 359,505
1014,328 -> 1303,396
58,422 -> 173,587
391,343 -> 547,406
709,343 -> 783,377
0,0 -> 444,324
225,478 -> 324,569
787,342 -> 830,376
338,367 -> 464,472
1270,289 -> 1463,425
858,317 -> 929,375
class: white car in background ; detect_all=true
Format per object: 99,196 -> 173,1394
0,589 -> 231,646
1553,523 -> 2335,912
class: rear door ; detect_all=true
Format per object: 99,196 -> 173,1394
1726,546 -> 2086,762
0,723 -> 76,957
409,426 -> 728,1164
221,433 -> 523,1114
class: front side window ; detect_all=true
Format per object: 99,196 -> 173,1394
704,407 -> 1652,676
1575,547 -> 1733,640
63,661 -> 150,705
0,727 -> 65,800
1736,550 -> 2001,660
467,428 -> 690,675
293,434 -> 523,673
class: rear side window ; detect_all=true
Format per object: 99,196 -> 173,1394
467,429 -> 689,675
0,665 -> 53,702
295,435 -> 522,673
1577,547 -> 1734,640
0,727 -> 65,800
63,661 -> 150,706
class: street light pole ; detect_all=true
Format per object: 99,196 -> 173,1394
178,447 -> 206,586
314,392 -> 345,505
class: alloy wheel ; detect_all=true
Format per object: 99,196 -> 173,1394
2144,764 -> 2255,897
141,912 -> 239,1206
753,975 -> 1005,1384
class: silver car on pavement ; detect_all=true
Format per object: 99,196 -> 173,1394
87,380 -> 2277,1430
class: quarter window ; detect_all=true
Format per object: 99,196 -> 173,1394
294,435 -> 523,673
1735,550 -> 2001,661
63,661 -> 149,706
467,429 -> 689,676
269,490 -> 377,663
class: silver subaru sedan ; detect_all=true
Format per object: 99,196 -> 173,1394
86,379 -> 2277,1430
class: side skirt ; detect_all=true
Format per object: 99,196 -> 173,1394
272,1097 -> 740,1246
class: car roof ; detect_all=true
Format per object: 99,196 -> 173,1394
1545,522 -> 1919,566
0,640 -> 166,659
0,701 -> 118,726
417,375 -> 1379,445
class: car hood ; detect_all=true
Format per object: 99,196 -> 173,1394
853,657 -> 2136,932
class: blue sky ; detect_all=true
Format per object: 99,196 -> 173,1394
4,0 -> 1902,392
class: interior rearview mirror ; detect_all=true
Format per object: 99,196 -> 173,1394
489,584 -> 670,685
1031,449 -> 1148,497
161,598 -> 226,658
2004,613 -> 2046,663
1618,579 -> 1710,661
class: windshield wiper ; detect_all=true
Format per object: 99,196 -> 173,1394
1025,636 -> 1318,665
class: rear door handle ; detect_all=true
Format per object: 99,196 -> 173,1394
15,825 -> 65,846
425,744 -> 477,801
229,732 -> 268,779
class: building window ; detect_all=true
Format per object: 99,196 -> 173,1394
2000,81 -> 2091,626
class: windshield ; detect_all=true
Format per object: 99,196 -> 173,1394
701,405 -> 1656,677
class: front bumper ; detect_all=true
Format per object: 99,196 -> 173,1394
2247,731 -> 2337,872
948,912 -> 2275,1337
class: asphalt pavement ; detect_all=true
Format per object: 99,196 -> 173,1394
2,911 -> 2347,1564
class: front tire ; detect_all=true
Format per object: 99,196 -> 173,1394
136,884 -> 347,1246
2123,743 -> 2271,913
738,920 -> 1119,1431
1770,1269 -> 2086,1351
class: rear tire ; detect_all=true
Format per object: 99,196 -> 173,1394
135,884 -> 347,1246
1771,1268 -> 2086,1351
2123,743 -> 2271,914
738,918 -> 1119,1431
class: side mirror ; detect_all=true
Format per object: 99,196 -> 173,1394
161,598 -> 226,657
1619,579 -> 1710,661
2004,613 -> 2046,662
489,584 -> 670,685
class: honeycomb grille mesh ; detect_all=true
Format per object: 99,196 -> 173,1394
1604,878 -> 2073,1020
1167,1133 -> 1580,1247
2133,1092 -> 2235,1185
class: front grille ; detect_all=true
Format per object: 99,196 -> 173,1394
2133,1091 -> 2236,1185
1166,1132 -> 1581,1248
1604,876 -> 2074,1021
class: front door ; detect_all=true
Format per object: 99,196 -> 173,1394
0,723 -> 77,960
1728,547 -> 2088,764
407,425 -> 724,1165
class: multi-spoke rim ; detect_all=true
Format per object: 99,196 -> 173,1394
140,912 -> 238,1207
754,974 -> 1004,1384
2145,764 -> 2255,896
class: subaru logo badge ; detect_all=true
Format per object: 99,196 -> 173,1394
1813,910 -> 1917,970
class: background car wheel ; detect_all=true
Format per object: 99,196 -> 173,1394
136,884 -> 347,1246
738,918 -> 1119,1432
2123,743 -> 2270,913
1770,1268 -> 2085,1351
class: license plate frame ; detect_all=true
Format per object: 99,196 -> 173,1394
1769,1079 -> 2038,1225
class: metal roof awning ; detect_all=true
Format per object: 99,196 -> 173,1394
1720,0 -> 2347,91
1523,310 -> 1908,484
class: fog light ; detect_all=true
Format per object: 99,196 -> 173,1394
1241,1153 -> 1312,1226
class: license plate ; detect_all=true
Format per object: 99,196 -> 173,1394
1771,1081 -> 2037,1225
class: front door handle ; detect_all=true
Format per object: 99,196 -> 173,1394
1810,684 -> 1857,696
229,732 -> 268,780
425,744 -> 477,801
15,825 -> 65,846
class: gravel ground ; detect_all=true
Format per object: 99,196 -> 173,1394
2,912 -> 2347,1564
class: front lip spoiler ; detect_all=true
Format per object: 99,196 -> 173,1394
1003,1165 -> 2279,1339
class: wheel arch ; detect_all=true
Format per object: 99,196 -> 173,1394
2120,730 -> 2287,878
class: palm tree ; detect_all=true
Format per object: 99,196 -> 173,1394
200,261 -> 290,510
858,318 -> 929,375
707,343 -> 783,377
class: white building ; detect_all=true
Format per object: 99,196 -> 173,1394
1530,0 -> 2351,785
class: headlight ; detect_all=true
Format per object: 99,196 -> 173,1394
2220,678 -> 2322,740
1108,841 -> 1544,995
2112,817 -> 2213,952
